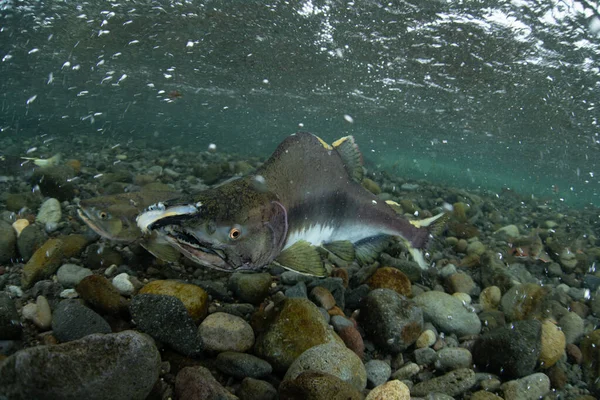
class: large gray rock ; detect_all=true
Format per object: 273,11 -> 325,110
36,198 -> 62,225
411,368 -> 476,397
16,224 -> 47,261
0,330 -> 160,400
413,290 -> 481,336
360,288 -> 423,353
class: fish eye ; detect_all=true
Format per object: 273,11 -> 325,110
98,211 -> 109,220
229,227 -> 242,240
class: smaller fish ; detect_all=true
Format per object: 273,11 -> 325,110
507,230 -> 551,263
78,185 -> 184,261
21,153 -> 61,168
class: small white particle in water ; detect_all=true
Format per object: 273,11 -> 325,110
61,61 -> 71,69
164,73 -> 172,79
77,91 -> 89,97
123,20 -> 133,26
26,147 -> 37,154
98,30 -> 110,37
186,41 -> 194,48
298,123 -> 304,127
223,106 -> 229,110
371,200 -> 377,205
158,90 -> 165,94
263,79 -> 269,84
117,74 -> 127,83
28,48 -> 39,54
72,64 -> 80,71
94,112 -> 103,116
47,72 -> 53,84
2,54 -> 13,62
147,83 -> 155,88
96,59 -> 105,66
208,143 -> 217,152
112,53 -> 122,58
26,95 -> 37,105
128,40 -> 140,45
101,19 -> 108,27
344,114 -> 354,123
93,173 -> 104,179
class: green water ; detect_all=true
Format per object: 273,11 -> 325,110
1,0 -> 598,207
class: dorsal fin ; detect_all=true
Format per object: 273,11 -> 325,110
332,136 -> 364,182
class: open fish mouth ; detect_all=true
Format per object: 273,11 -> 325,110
161,225 -> 232,271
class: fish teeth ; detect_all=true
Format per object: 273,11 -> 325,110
136,204 -> 199,233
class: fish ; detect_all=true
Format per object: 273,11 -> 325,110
137,132 -> 448,276
21,153 -> 62,168
77,184 -> 185,261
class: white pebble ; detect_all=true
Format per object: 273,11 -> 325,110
104,264 -> 118,277
6,285 -> 23,297
60,288 -> 79,299
112,273 -> 135,296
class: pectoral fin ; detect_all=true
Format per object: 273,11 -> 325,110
275,240 -> 327,277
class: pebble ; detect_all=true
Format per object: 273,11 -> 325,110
539,319 -> 566,368
0,221 -> 17,264
175,366 -> 238,400
367,267 -> 412,296
360,288 -> 423,352
365,359 -> 392,388
21,295 -> 52,330
139,279 -> 208,322
466,241 -> 486,256
435,347 -> 473,371
391,362 -> 420,380
480,285 -> 501,311
330,314 -> 354,331
472,319 -> 541,378
279,371 -> 363,400
229,272 -> 272,304
0,330 -> 161,400
76,274 -> 127,315
11,219 -> 29,237
414,347 -> 437,365
310,286 -> 337,310
35,198 -> 62,225
59,288 -> 79,299
337,324 -> 365,359
447,272 -> 477,295
51,299 -> 111,342
6,285 -> 23,298
254,298 -> 341,372
365,380 -> 410,400
411,368 -> 476,397
198,312 -> 255,353
130,293 -> 203,357
16,223 -> 46,261
215,351 -> 272,379
285,281 -> 307,298
112,273 -> 135,296
413,290 -> 481,336
0,292 -> 22,339
493,224 -> 519,241
56,264 -> 93,288
238,377 -> 278,400
502,372 -> 551,400
284,341 -> 367,391
280,270 -> 315,285
416,329 -> 436,348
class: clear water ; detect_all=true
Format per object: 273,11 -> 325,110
1,0 -> 599,207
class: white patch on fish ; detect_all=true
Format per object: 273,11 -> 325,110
283,222 -> 385,249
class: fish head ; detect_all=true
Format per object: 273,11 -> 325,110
142,182 -> 288,272
78,199 -> 139,242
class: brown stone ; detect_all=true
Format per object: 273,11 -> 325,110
76,275 -> 128,315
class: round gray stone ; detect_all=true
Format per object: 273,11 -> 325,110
57,264 -> 93,288
364,359 -> 392,388
413,290 -> 481,336
216,351 -> 273,379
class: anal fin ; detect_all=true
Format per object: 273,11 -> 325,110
275,240 -> 327,277
355,235 -> 392,265
322,240 -> 355,261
